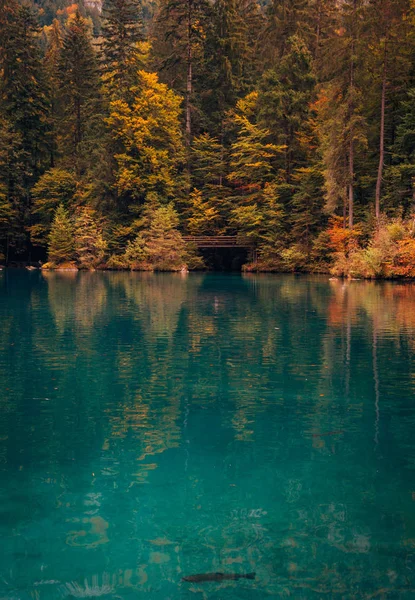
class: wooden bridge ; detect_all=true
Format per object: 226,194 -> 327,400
183,236 -> 254,248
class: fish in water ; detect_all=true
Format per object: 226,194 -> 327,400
182,572 -> 256,583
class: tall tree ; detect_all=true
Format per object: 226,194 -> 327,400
57,11 -> 101,167
106,70 -> 185,214
151,0 -> 210,143
318,0 -> 367,227
100,0 -> 145,101
200,0 -> 262,134
367,0 -> 412,221
0,0 -> 49,169
43,19 -> 64,168
0,0 -> 49,253
258,35 -> 315,184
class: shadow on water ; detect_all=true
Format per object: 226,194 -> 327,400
0,272 -> 415,598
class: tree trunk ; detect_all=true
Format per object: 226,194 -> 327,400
348,137 -> 354,229
375,41 -> 387,223
348,0 -> 356,229
185,0 -> 192,146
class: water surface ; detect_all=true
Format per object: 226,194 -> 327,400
1,271 -> 415,598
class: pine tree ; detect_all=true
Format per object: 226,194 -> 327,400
201,0 -> 263,132
0,0 -> 49,248
47,204 -> 75,265
0,114 -> 29,261
258,35 -> 315,183
151,0 -> 210,143
263,0 -> 312,64
30,168 -> 76,246
317,0 -> 367,227
228,92 -> 283,198
366,0 -> 412,221
190,133 -> 229,231
74,206 -> 107,268
43,19 -> 64,168
57,11 -> 101,165
100,0 -> 145,101
0,0 -> 49,170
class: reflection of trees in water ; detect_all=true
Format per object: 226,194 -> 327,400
43,271 -> 108,332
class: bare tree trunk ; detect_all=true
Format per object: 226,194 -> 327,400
375,41 -> 387,223
348,0 -> 357,229
348,138 -> 354,229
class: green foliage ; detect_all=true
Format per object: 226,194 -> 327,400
100,0 -> 145,100
31,168 -> 76,245
187,189 -> 221,235
74,206 -> 107,268
2,0 -> 415,274
48,204 -> 75,265
121,203 -> 188,270
57,11 -> 101,163
0,1 -> 49,167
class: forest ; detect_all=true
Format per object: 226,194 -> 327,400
1,0 -> 415,276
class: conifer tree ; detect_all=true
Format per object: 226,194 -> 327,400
151,0 -> 210,142
57,11 -> 101,165
263,0 -> 312,64
317,0 -> 367,227
74,206 -> 107,268
258,35 -> 315,183
0,0 -> 49,247
201,0 -> 263,131
100,0 -> 145,100
43,19 -> 64,168
48,204 -> 75,265
30,168 -> 76,246
190,133 -> 229,231
0,0 -> 49,170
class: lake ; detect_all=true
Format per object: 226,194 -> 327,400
1,270 -> 415,598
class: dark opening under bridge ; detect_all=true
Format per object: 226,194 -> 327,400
183,236 -> 255,248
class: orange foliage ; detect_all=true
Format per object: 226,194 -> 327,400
326,217 -> 361,254
392,238 -> 415,277
57,3 -> 78,16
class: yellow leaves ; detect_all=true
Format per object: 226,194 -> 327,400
235,91 -> 259,118
107,71 -> 185,199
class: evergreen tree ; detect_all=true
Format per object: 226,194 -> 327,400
317,0 -> 367,227
100,0 -> 145,101
74,206 -> 107,268
0,0 -> 49,249
0,0 -> 49,170
0,114 -> 29,261
200,0 -> 263,132
190,133 -> 229,231
47,204 -> 75,265
57,11 -> 101,166
263,0 -> 312,64
43,19 -> 64,168
30,168 -> 76,246
151,0 -> 210,142
258,35 -> 315,183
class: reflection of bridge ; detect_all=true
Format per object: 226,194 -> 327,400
183,236 -> 254,248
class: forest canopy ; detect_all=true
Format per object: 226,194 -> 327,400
2,0 -> 415,276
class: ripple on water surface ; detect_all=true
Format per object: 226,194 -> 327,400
0,271 -> 415,598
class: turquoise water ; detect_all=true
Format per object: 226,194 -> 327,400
1,271 -> 415,599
